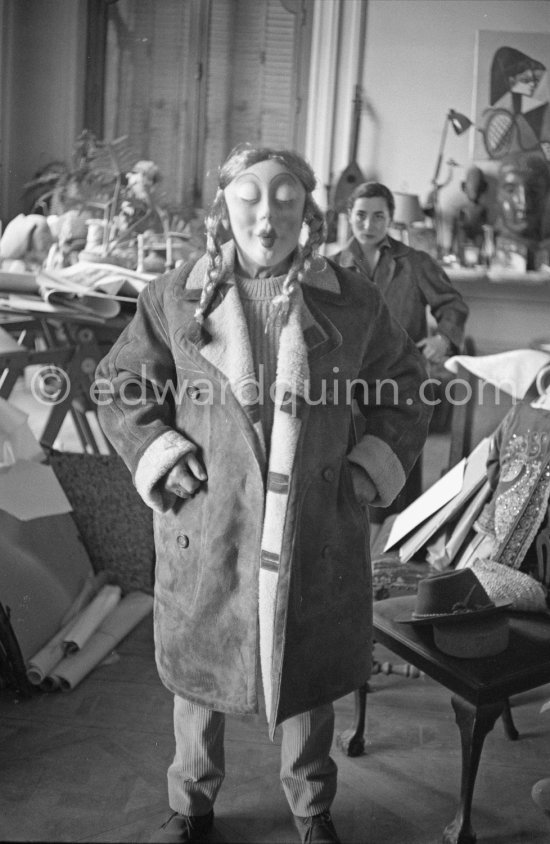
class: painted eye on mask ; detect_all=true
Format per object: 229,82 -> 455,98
235,180 -> 261,202
273,180 -> 299,203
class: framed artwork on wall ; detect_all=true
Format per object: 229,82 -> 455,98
472,30 -> 550,163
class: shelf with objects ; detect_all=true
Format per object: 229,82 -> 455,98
0,132 -> 207,454
442,151 -> 550,355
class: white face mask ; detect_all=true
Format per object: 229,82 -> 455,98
224,160 -> 306,279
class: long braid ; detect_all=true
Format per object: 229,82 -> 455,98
266,194 -> 327,330
187,188 -> 227,346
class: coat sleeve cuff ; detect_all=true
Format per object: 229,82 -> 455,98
347,434 -> 406,508
134,430 -> 196,513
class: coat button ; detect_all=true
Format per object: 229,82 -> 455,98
186,385 -> 201,399
321,544 -> 331,559
322,467 -> 334,482
177,534 -> 190,548
326,389 -> 334,403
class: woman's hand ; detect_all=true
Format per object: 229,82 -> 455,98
163,452 -> 207,502
417,333 -> 451,365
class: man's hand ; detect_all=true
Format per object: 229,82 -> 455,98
349,463 -> 377,507
163,452 -> 207,501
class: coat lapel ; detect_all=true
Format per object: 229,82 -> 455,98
186,244 -> 266,454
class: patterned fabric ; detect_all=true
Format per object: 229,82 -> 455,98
475,402 -> 550,572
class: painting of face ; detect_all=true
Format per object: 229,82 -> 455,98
509,67 -> 544,98
348,196 -> 392,250
224,159 -> 306,278
473,32 -> 550,161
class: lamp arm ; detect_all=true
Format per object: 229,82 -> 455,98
440,162 -> 457,190
432,113 -> 450,188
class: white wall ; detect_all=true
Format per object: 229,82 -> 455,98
357,0 -> 550,244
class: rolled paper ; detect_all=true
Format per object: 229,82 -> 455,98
26,572 -> 114,685
40,674 -> 62,692
59,570 -> 111,627
49,591 -> 153,691
62,584 -> 122,655
26,616 -> 77,686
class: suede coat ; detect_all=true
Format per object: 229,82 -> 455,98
96,245 -> 431,736
332,235 -> 469,352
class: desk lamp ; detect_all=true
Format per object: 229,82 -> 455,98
429,109 -> 474,256
392,192 -> 424,245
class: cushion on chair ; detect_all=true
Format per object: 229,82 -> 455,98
48,451 -> 155,595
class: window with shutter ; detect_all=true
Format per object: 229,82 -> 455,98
98,0 -> 312,214
202,0 -> 313,205
104,0 -> 195,213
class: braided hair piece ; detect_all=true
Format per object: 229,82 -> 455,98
265,193 -> 326,332
190,144 -> 326,345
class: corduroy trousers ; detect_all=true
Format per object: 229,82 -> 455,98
167,695 -> 338,818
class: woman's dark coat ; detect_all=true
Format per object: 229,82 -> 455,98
332,235 -> 468,352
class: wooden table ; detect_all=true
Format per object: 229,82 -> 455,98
0,310 -> 130,452
370,596 -> 550,844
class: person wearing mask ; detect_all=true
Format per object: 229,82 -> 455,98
96,146 -> 431,844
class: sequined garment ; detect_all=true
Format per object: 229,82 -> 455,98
475,402 -> 550,570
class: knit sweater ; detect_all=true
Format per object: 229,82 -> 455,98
235,274 -> 284,449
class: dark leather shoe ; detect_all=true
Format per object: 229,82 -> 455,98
152,809 -> 214,843
293,810 -> 341,844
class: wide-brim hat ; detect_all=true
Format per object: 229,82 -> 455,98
433,614 -> 510,659
396,568 -> 511,626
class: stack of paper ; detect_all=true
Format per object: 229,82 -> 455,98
383,437 -> 491,565
0,262 -> 156,320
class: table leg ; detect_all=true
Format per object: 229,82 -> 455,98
336,682 -> 368,757
501,699 -> 519,741
443,696 -> 504,844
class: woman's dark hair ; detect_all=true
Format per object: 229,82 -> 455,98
347,181 -> 395,219
490,46 -> 545,105
191,143 -> 326,341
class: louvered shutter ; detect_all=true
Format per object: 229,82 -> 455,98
103,0 -> 310,212
104,0 -> 192,210
260,1 -> 296,148
201,0 -> 305,205
202,0 -> 239,205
